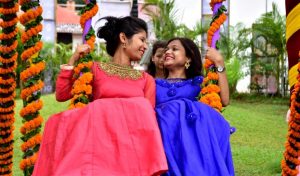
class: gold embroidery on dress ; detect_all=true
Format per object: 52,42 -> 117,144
97,62 -> 142,80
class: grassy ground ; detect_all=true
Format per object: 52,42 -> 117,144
223,95 -> 289,176
12,94 -> 289,175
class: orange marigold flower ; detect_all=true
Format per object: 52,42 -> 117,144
21,41 -> 43,61
20,99 -> 43,117
207,72 -> 219,80
19,6 -> 43,25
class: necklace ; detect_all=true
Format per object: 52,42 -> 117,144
98,62 -> 142,80
166,78 -> 187,83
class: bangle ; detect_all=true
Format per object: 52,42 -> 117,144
60,64 -> 74,70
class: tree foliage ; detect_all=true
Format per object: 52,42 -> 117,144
218,23 -> 252,93
142,0 -> 206,41
251,3 -> 286,95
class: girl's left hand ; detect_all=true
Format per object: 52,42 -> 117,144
205,47 -> 225,66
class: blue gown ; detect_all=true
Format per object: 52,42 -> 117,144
155,76 -> 234,176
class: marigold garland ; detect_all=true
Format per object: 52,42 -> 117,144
0,119 -> 15,128
0,104 -> 16,113
19,6 -> 43,25
209,0 -> 225,9
206,13 -> 227,47
19,152 -> 38,171
0,53 -> 18,64
0,3 -> 19,14
73,61 -> 93,75
0,0 -> 19,175
70,0 -> 98,109
21,41 -> 43,61
0,0 -> 14,2
20,62 -> 45,81
0,143 -> 13,152
20,115 -> 43,135
199,0 -> 227,112
0,40 -> 18,53
19,100 -> 43,117
282,51 -> 300,175
19,0 -> 30,4
0,28 -> 18,40
0,151 -> 13,160
0,82 -> 16,93
21,24 -> 43,43
0,128 -> 15,136
201,84 -> 221,94
21,134 -> 42,152
0,92 -> 16,104
0,158 -> 13,166
19,0 -> 45,175
0,17 -> 18,28
20,81 -> 44,100
0,62 -> 17,74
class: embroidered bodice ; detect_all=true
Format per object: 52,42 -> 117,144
55,61 -> 155,106
98,62 -> 142,80
155,76 -> 203,105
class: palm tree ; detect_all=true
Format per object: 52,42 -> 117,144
177,21 -> 209,44
251,3 -> 286,95
142,0 -> 206,41
142,0 -> 178,40
218,23 -> 252,93
140,0 -> 207,66
218,23 -> 252,61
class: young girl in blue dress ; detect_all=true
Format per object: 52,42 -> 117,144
155,37 -> 234,176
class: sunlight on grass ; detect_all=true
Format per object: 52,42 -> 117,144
11,95 -> 288,175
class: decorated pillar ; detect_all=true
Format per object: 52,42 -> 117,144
69,0 -> 98,109
200,0 -> 228,112
19,0 -> 44,175
281,0 -> 300,175
0,0 -> 19,175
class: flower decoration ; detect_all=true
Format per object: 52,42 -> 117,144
19,0 -> 45,175
200,0 -> 227,112
70,0 -> 98,109
282,51 -> 300,176
0,0 -> 19,174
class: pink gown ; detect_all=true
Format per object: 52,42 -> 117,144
33,62 -> 168,176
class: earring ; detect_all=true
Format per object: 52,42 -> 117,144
185,61 -> 190,69
122,43 -> 126,48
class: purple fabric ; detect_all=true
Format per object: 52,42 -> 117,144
211,2 -> 222,48
82,0 -> 91,43
213,3 -> 222,15
155,77 -> 235,176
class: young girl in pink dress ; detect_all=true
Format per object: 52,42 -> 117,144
33,16 -> 168,176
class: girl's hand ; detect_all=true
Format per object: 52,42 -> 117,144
68,44 -> 91,66
205,47 -> 225,66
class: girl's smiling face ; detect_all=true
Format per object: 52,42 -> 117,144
164,39 -> 190,69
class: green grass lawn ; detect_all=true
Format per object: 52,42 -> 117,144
223,96 -> 289,176
12,94 -> 289,175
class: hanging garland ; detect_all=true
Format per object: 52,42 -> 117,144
69,0 -> 98,109
281,51 -> 300,176
199,0 -> 227,112
19,0 -> 44,175
0,0 -> 19,175
281,0 -> 300,174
